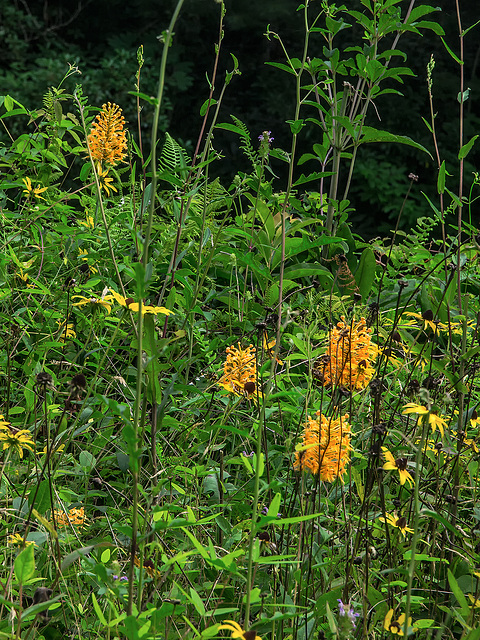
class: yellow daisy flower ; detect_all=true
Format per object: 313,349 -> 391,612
219,620 -> 261,640
402,403 -> 448,438
384,609 -> 415,635
97,167 -> 117,196
379,512 -> 414,537
0,419 -> 35,459
22,176 -> 48,200
72,291 -> 114,314
382,447 -> 414,487
108,289 -> 172,316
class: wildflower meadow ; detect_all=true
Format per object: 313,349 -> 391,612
1,1 -> 480,639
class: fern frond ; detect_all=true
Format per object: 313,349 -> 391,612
159,133 -> 189,176
230,115 -> 258,168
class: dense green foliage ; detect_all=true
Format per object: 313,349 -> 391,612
1,1 -> 480,639
1,0 -> 479,233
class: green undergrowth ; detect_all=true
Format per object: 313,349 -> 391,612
1,1 -> 480,639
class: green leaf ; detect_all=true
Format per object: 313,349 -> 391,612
359,126 -> 433,158
199,98 -> 218,116
127,91 -> 159,106
265,61 -> 297,76
29,480 -> 52,515
437,160 -> 446,194
355,247 -> 376,301
61,543 -> 111,571
215,123 -> 248,136
458,134 -> 478,159
79,450 -> 96,470
20,594 -> 63,622
267,493 -> 282,518
457,88 -> 471,104
292,172 -> 334,187
14,544 -> 35,583
283,262 -> 334,282
92,592 -> 108,625
441,37 -> 463,65
448,569 -> 470,617
286,119 -> 305,135
189,587 -> 206,616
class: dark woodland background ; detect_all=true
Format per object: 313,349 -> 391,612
1,0 -> 479,236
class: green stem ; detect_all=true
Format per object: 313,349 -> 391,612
143,0 -> 186,268
127,304 -> 144,615
403,415 -> 428,635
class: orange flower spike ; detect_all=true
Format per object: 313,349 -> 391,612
87,102 -> 127,167
321,316 -> 378,390
294,412 -> 352,483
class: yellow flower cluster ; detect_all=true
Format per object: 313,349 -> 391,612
218,343 -> 258,398
53,506 -> 86,528
319,317 -> 378,390
87,102 -> 127,167
294,412 -> 352,482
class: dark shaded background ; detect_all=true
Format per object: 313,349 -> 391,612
1,0 -> 479,236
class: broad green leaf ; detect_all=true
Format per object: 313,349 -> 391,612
448,569 -> 470,617
458,134 -> 478,159
292,172 -> 335,187
189,587 -> 206,616
215,122 -> 248,136
199,98 -> 218,116
359,126 -> 433,158
267,493 -> 282,518
14,544 -> 35,583
355,247 -> 376,301
61,543 -> 111,571
20,594 -> 63,622
29,480 -> 52,515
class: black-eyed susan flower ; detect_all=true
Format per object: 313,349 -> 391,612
384,609 -> 415,635
470,411 -> 480,428
7,533 -> 36,548
382,447 -> 414,487
468,594 -> 480,608
262,334 -> 283,365
108,289 -> 171,316
219,620 -> 261,640
97,167 -> 118,196
22,176 -> 48,200
87,102 -> 127,167
133,555 -> 161,579
294,412 -> 352,483
218,343 -> 258,398
379,512 -> 414,537
319,317 -> 378,390
53,506 -> 86,528
0,419 -> 35,458
56,320 -> 76,341
72,291 -> 115,314
402,403 -> 448,438
79,211 -> 95,229
78,248 -> 98,275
